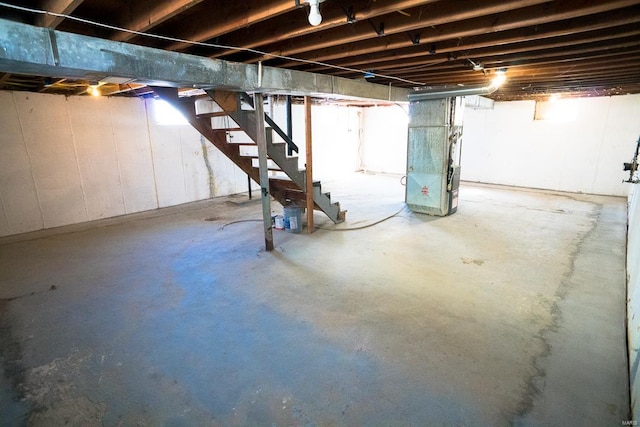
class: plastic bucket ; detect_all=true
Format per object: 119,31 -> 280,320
283,206 -> 302,233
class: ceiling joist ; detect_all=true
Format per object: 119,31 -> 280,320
35,0 -> 84,28
0,0 -> 637,100
112,0 -> 205,42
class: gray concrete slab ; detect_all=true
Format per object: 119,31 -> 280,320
0,173 -> 629,426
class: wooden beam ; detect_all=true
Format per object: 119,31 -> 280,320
271,0 -> 640,67
0,73 -> 11,84
211,0 -> 440,59
304,96 -> 314,234
0,18 -> 410,102
295,13 -> 640,72
166,0 -> 297,52
35,0 -> 84,29
254,93 -> 274,251
244,0 -> 552,63
327,32 -> 640,76
99,83 -> 148,96
38,77 -> 66,92
113,0 -> 205,42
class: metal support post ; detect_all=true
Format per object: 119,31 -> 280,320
286,95 -> 293,156
254,93 -> 274,251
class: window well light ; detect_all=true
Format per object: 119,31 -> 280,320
153,99 -> 188,125
306,0 -> 324,26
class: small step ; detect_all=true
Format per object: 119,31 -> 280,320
250,158 -> 282,171
216,127 -> 243,132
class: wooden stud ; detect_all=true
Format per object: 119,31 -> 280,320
304,96 -> 314,234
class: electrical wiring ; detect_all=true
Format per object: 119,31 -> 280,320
382,58 -> 452,73
317,205 -> 407,231
219,219 -> 263,230
0,1 -> 426,87
217,205 -> 408,232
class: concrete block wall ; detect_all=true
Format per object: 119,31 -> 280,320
628,183 -> 640,417
0,91 -> 252,237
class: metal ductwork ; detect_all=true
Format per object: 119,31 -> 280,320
408,77 -> 504,102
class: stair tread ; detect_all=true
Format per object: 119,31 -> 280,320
200,89 -> 343,224
216,127 -> 243,132
197,111 -> 228,118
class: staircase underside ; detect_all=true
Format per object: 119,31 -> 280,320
152,87 -> 345,224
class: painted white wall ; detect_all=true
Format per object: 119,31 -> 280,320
361,105 -> 408,174
462,95 -> 640,196
628,184 -> 640,417
0,91 -> 364,237
0,91 -> 252,237
357,95 -> 640,197
6,91 -> 636,238
270,101 -> 361,181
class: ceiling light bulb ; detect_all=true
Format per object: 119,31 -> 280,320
307,0 -> 322,26
88,85 -> 101,97
491,72 -> 507,88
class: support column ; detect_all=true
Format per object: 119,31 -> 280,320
304,96 -> 314,233
254,93 -> 274,251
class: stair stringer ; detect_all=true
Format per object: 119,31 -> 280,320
208,89 -> 346,224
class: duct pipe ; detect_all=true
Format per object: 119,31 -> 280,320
408,75 -> 505,101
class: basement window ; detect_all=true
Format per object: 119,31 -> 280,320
534,98 -> 578,122
153,99 -> 188,125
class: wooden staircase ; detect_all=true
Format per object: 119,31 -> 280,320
152,87 -> 346,224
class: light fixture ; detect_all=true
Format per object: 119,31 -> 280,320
491,69 -> 507,88
468,59 -> 484,72
306,0 -> 325,26
87,84 -> 101,97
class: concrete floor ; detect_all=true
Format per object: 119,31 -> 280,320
0,173 -> 630,426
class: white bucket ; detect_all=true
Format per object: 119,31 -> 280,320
274,215 -> 285,230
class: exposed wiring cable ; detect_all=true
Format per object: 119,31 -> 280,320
217,205 -> 408,232
0,1 -> 426,87
219,219 -> 262,230
318,205 -> 407,231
